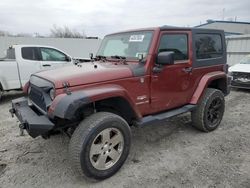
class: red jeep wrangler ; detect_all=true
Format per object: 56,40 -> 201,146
10,26 -> 230,180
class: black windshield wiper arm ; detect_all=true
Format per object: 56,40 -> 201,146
95,55 -> 107,61
110,55 -> 126,60
110,55 -> 128,65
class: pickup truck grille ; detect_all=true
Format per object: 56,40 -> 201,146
231,72 -> 250,88
232,72 -> 250,80
29,86 -> 47,113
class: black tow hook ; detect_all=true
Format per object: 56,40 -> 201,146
19,123 -> 27,136
9,108 -> 15,117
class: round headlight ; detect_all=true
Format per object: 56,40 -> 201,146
49,88 -> 55,100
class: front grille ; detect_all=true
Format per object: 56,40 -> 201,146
232,72 -> 250,80
29,86 -> 47,112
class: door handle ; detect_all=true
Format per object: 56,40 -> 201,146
182,67 -> 192,73
152,66 -> 163,73
43,64 -> 51,67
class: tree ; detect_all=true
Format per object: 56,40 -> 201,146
50,25 -> 86,38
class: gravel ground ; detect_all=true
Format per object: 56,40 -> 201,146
0,90 -> 250,188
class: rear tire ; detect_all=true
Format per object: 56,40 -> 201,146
191,88 -> 225,132
69,112 -> 131,180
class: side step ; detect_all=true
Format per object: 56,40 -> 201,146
136,104 -> 196,126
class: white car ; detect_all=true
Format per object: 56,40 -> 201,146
229,55 -> 250,89
0,45 -> 75,100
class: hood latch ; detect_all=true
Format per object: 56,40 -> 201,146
62,82 -> 71,95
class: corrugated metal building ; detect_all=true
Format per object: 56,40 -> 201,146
195,20 -> 250,36
196,20 -> 250,36
0,36 -> 102,59
226,34 -> 250,66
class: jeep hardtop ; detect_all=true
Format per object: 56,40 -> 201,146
10,26 -> 231,180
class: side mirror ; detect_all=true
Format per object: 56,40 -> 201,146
156,51 -> 174,65
66,56 -> 72,62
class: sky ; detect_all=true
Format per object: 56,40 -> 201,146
0,0 -> 250,38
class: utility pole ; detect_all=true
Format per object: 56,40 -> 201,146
222,8 -> 225,21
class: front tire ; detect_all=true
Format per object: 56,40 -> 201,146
191,88 -> 225,132
69,112 -> 131,180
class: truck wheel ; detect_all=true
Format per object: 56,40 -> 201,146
191,88 -> 225,132
69,112 -> 131,180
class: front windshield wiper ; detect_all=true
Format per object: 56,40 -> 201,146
95,55 -> 107,61
110,55 -> 126,60
110,55 -> 128,65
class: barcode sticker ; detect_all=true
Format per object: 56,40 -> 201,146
129,35 -> 145,42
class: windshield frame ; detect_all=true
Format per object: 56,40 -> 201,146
96,30 -> 154,61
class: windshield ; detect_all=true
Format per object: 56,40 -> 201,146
239,55 -> 250,64
97,31 -> 153,59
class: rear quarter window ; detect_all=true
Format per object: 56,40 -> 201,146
195,34 -> 223,60
21,47 -> 40,60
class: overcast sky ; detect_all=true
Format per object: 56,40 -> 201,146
0,0 -> 250,38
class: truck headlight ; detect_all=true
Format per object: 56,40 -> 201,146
49,88 -> 55,100
28,86 -> 31,95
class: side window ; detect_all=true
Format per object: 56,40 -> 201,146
158,34 -> 188,61
21,47 -> 40,60
40,48 -> 67,61
195,34 -> 222,59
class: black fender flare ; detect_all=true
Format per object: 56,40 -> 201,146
49,85 -> 140,120
49,91 -> 90,120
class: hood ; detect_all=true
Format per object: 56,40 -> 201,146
229,64 -> 250,73
34,62 -> 133,88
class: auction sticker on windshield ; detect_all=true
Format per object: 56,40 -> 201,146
129,35 -> 144,42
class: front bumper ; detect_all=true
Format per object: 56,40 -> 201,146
9,97 -> 55,138
231,79 -> 250,89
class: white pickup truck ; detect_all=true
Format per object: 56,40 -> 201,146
0,45 -> 75,100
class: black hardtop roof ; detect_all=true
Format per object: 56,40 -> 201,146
106,26 -> 224,36
160,25 -> 224,33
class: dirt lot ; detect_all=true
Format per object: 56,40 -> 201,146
0,90 -> 250,188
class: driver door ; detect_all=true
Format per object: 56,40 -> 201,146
150,31 -> 194,113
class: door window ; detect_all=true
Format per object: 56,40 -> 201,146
40,48 -> 67,61
158,34 -> 188,61
21,47 -> 40,60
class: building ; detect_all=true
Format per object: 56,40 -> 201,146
226,34 -> 250,66
195,20 -> 250,36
